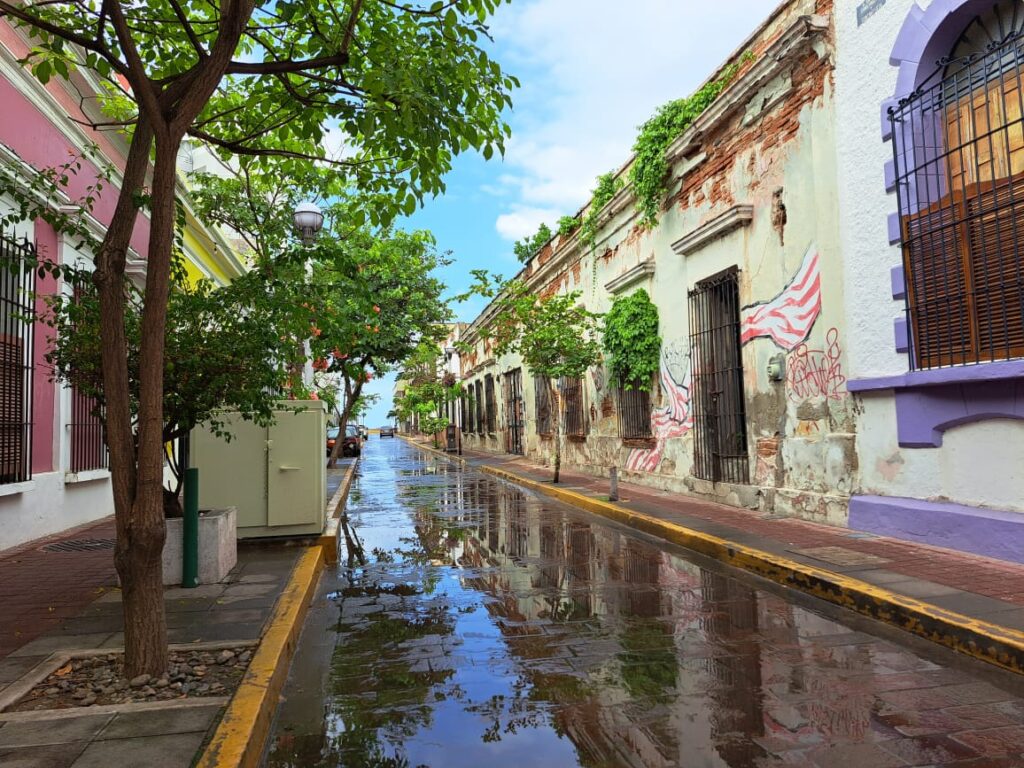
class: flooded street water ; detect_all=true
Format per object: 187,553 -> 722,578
266,439 -> 1024,768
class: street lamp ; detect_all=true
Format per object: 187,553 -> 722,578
293,202 -> 324,245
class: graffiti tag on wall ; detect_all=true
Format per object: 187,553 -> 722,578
739,244 -> 821,351
625,342 -> 693,473
787,327 -> 846,401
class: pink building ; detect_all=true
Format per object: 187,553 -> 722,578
0,22 -> 243,550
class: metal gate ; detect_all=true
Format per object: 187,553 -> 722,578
688,267 -> 749,484
504,368 -> 524,455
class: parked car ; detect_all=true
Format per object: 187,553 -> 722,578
379,425 -> 395,438
327,424 -> 362,457
358,424 -> 368,439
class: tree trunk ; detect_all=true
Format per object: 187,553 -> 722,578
118,136 -> 182,677
327,376 -> 364,468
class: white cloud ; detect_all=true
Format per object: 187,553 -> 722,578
495,204 -> 563,241
489,1 -> 769,224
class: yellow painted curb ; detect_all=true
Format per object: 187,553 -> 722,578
403,438 -> 1024,675
196,545 -> 325,768
320,460 -> 359,564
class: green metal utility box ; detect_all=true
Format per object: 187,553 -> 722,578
190,400 -> 327,539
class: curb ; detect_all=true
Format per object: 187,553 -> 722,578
195,545 -> 325,768
320,459 -> 359,563
403,436 -> 1024,675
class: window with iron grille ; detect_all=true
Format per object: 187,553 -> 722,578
560,376 -> 586,437
890,24 -> 1024,369
0,232 -> 36,484
688,267 -> 749,484
534,376 -> 552,435
475,380 -> 483,434
67,288 -> 107,473
484,375 -> 496,433
616,384 -> 651,440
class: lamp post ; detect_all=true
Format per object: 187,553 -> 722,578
293,201 -> 324,246
293,202 -> 325,387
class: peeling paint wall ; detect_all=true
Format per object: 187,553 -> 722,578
461,0 -> 852,524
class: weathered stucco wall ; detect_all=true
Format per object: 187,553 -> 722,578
462,0 -> 853,524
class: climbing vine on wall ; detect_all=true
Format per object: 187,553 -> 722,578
629,52 -> 753,227
602,288 -> 661,391
580,171 -> 623,251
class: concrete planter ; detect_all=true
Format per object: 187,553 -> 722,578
162,507 -> 237,586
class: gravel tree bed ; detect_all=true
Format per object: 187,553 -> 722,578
9,647 -> 252,712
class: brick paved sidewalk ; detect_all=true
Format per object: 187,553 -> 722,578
0,518 -> 119,660
0,535 -> 302,768
434,442 -> 1024,632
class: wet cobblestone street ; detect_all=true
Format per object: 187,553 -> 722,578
266,439 -> 1024,768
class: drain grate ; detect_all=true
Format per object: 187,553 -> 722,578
42,538 -> 116,553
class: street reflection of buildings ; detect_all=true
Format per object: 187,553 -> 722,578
450,482 -> 897,767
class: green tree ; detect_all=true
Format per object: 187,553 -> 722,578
483,282 -> 601,483
45,262 -> 313,513
0,0 -> 514,675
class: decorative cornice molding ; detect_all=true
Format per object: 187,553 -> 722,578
664,14 -> 830,164
604,259 -> 655,294
671,204 -> 753,256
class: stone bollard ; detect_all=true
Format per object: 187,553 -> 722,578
609,466 -> 618,502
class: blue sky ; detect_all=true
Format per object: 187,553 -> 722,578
360,0 -> 772,427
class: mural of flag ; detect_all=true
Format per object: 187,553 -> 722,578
739,245 -> 821,350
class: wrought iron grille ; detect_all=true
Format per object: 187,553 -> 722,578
68,288 -> 107,473
484,374 -> 496,433
616,384 -> 651,440
890,28 -> 1024,369
504,368 -> 524,455
534,376 -> 552,435
688,267 -> 749,484
0,232 -> 35,485
69,386 -> 107,473
560,376 -> 586,437
475,380 -> 483,434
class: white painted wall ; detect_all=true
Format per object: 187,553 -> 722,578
835,0 -> 1024,511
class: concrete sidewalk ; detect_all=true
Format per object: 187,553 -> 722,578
0,533 -> 303,768
410,437 -> 1024,669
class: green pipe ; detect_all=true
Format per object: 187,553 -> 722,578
183,466 -> 199,588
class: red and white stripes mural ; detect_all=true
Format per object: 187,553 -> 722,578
625,244 -> 826,474
739,244 -> 822,351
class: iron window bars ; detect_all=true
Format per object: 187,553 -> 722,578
890,28 -> 1024,369
560,376 -> 586,437
484,374 -> 496,433
475,380 -> 483,435
0,231 -> 35,485
534,376 -> 553,435
616,384 -> 651,440
67,289 -> 107,474
688,267 -> 749,485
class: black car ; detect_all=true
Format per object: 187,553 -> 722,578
379,425 -> 395,438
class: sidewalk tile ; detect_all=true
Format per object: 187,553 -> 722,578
70,732 -> 207,768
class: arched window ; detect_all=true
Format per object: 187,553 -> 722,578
891,1 -> 1024,368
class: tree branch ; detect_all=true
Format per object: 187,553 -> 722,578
167,0 -> 208,59
0,0 -> 128,77
225,51 -> 349,76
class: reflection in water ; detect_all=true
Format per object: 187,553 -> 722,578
266,442 -> 1024,768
